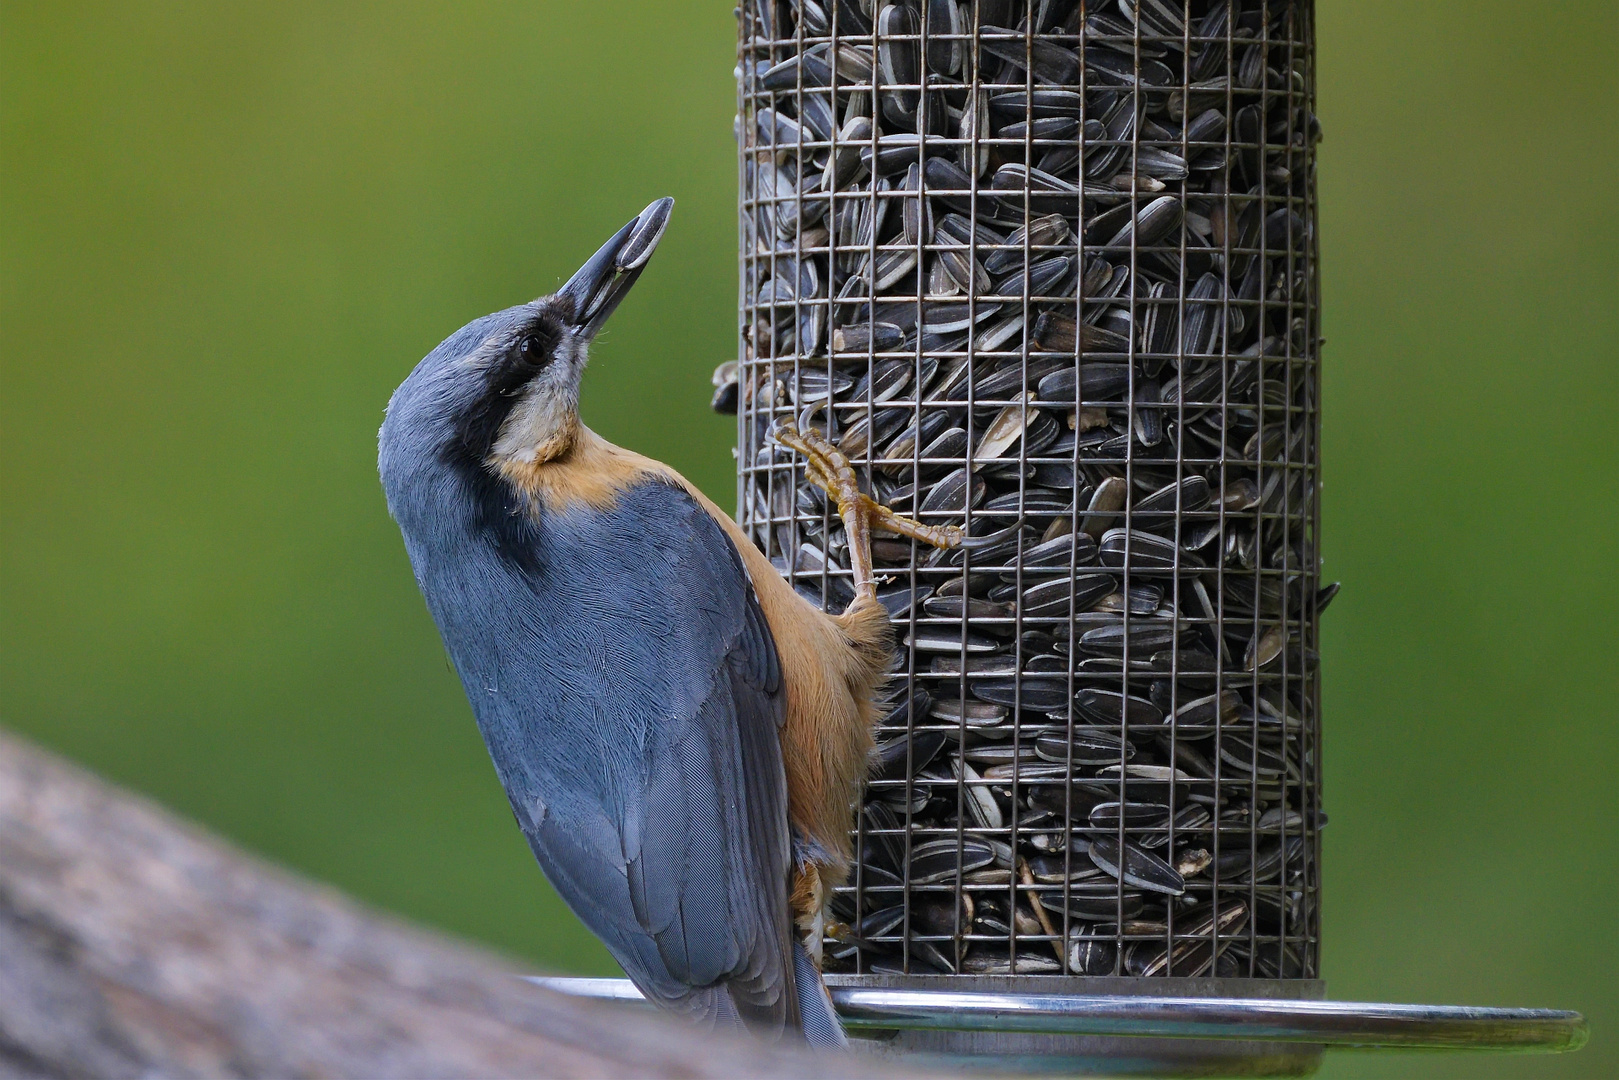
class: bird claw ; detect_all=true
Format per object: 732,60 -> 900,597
957,520 -> 1025,551
772,420 -> 961,601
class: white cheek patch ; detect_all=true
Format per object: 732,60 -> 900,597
493,389 -> 565,464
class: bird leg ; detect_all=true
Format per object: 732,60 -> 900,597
772,422 -> 962,600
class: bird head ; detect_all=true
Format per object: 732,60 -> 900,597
380,198 -> 674,484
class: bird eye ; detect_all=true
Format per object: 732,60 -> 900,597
518,334 -> 548,364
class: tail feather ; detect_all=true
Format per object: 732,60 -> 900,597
792,941 -> 847,1048
665,982 -> 750,1036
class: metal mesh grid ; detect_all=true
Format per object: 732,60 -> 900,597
734,0 -> 1321,982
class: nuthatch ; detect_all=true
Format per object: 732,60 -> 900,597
379,200 -> 960,1045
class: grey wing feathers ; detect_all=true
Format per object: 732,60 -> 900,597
510,480 -> 796,1033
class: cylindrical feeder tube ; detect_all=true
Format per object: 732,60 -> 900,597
734,0 -> 1322,1057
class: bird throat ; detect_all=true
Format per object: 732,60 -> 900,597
490,391 -> 580,470
493,425 -> 669,514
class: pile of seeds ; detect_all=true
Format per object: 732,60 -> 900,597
730,0 -> 1325,981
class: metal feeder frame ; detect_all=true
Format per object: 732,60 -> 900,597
711,0 -> 1588,1073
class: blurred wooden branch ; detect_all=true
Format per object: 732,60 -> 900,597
0,729 -> 897,1079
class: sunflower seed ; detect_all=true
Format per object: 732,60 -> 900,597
910,837 -> 998,883
1038,881 -> 1147,920
1069,934 -> 1119,975
1087,836 -> 1186,895
1073,688 -> 1166,727
1036,728 -> 1133,765
1021,574 -> 1116,617
1098,527 -> 1183,569
983,213 -> 1072,275
979,26 -> 1082,85
918,467 -> 985,514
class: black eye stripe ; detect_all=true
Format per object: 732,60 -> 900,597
445,313 -> 567,465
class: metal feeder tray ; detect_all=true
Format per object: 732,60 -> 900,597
530,976 -> 1587,1077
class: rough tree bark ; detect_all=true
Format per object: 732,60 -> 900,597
0,730 -> 903,1079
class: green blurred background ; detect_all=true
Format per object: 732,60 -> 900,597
2,2 -> 1614,1076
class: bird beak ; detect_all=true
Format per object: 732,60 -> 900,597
554,197 -> 674,341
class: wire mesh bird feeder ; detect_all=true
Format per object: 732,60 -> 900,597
735,0 -> 1323,1070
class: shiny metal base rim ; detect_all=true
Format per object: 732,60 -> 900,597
525,976 -> 1586,1053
